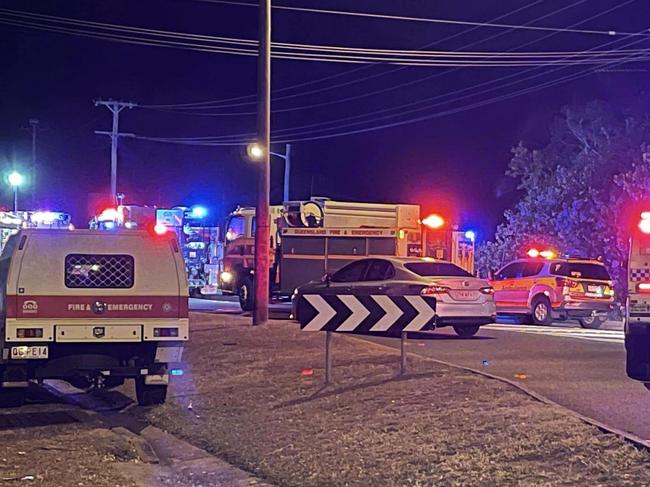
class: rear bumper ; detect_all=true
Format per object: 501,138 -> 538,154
0,341 -> 184,382
436,301 -> 496,322
554,300 -> 613,318
436,316 -> 494,327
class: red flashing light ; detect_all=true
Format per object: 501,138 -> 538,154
99,208 -> 119,221
639,214 -> 650,234
154,223 -> 168,235
527,248 -> 540,258
422,214 -> 445,229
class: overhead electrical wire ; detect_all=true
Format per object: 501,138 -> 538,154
145,0 -> 552,109
142,0 -> 631,114
1,7 -> 647,67
4,4 -> 646,144
197,0 -> 646,38
144,0 -> 545,109
150,0 -> 637,117
133,26 -> 650,145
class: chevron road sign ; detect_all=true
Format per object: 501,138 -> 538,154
298,294 -> 436,335
297,293 -> 437,383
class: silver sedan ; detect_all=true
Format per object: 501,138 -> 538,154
292,257 -> 496,337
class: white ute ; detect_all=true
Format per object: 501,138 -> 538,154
0,229 -> 188,406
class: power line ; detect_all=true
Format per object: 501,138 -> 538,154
142,0 -> 640,126
132,28 -> 650,145
198,0 -> 646,37
4,8 -> 644,67
144,0 -> 618,113
145,0 -> 545,108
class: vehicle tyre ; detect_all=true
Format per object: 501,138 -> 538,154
135,377 -> 167,406
238,276 -> 254,312
189,287 -> 201,298
0,388 -> 25,408
453,325 -> 480,338
579,315 -> 606,329
531,296 -> 552,325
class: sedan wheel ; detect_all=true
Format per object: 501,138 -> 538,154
453,325 -> 480,338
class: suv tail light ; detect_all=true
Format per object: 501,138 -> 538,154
556,277 -> 579,289
421,285 -> 450,296
638,282 -> 650,293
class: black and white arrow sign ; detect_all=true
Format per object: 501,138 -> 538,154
298,294 -> 436,335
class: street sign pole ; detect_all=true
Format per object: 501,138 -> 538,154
253,0 -> 271,326
400,331 -> 407,375
325,331 -> 333,385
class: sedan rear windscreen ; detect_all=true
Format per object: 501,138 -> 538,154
550,262 -> 610,280
405,262 -> 472,277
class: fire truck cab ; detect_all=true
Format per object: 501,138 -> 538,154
0,229 -> 188,406
626,212 -> 650,386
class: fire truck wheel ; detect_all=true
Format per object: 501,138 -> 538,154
238,277 -> 254,312
0,388 -> 25,408
531,296 -> 553,325
578,315 -> 605,329
452,325 -> 480,338
135,378 -> 167,406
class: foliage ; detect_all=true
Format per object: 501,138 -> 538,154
476,98 -> 650,295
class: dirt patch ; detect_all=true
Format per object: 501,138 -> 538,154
146,313 -> 650,486
0,423 -> 141,486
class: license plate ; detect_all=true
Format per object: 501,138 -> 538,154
450,290 -> 479,301
587,285 -> 602,293
11,346 -> 48,359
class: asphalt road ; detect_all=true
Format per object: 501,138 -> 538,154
190,297 -> 650,441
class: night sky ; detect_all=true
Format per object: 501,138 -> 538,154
1,0 -> 649,238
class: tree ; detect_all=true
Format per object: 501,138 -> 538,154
477,97 -> 650,295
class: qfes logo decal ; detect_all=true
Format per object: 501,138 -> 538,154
22,300 -> 38,314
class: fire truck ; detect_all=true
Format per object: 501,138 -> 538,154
0,210 -> 72,251
626,211 -> 650,387
215,198 -> 475,311
90,205 -> 218,297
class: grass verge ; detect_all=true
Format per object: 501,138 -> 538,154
146,313 -> 650,486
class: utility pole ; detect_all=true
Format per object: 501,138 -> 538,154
94,100 -> 136,204
28,119 -> 39,207
253,0 -> 271,326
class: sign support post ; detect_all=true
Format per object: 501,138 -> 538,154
400,331 -> 407,375
325,331 -> 333,385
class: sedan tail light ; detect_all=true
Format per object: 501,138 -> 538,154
421,285 -> 451,296
479,286 -> 494,295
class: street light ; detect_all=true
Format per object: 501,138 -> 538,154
246,142 -> 292,202
247,143 -> 264,160
8,171 -> 23,212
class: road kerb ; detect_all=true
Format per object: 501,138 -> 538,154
348,334 -> 650,451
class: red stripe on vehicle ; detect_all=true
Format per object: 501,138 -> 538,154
7,295 -> 188,319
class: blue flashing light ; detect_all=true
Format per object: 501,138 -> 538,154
170,368 -> 184,376
464,230 -> 476,242
190,206 -> 208,219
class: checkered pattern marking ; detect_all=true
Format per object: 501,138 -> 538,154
65,254 -> 134,289
630,268 -> 650,282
